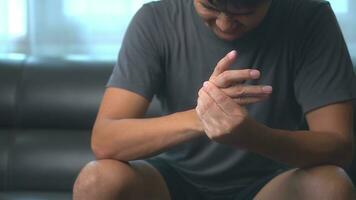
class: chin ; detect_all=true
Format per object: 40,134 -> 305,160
213,28 -> 246,41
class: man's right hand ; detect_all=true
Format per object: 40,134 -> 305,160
208,50 -> 273,105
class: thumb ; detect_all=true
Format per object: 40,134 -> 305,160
209,50 -> 237,81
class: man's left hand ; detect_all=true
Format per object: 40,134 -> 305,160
196,81 -> 248,144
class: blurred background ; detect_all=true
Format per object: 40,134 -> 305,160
0,0 -> 355,63
0,0 -> 152,60
0,1 -> 355,199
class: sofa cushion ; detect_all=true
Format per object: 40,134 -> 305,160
3,130 -> 94,191
0,59 -> 24,128
0,191 -> 71,200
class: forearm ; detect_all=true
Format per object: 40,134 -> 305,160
235,118 -> 353,169
92,109 -> 204,161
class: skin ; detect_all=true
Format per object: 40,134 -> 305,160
73,1 -> 355,199
193,0 -> 272,41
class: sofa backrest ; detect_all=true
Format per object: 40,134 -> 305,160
0,57 -> 112,191
5,57 -> 113,129
0,58 -> 23,128
0,57 -> 162,191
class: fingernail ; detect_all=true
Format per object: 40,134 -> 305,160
228,50 -> 237,59
250,70 -> 260,78
262,86 -> 273,93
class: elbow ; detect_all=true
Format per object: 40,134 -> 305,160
91,143 -> 130,162
91,130 -> 112,160
91,134 -> 125,161
91,121 -> 115,160
91,142 -> 110,160
90,121 -> 129,162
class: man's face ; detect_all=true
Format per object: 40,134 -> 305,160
194,0 -> 272,41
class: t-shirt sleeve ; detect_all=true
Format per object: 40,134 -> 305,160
106,3 -> 164,101
294,3 -> 356,114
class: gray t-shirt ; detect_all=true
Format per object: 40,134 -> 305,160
107,0 -> 356,193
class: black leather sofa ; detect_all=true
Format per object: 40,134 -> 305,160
0,56 -> 355,200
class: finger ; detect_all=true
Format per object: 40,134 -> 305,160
197,87 -> 218,116
196,97 -> 204,116
209,50 -> 237,80
198,88 -> 204,97
197,87 -> 214,115
233,96 -> 269,105
199,89 -> 226,121
212,69 -> 261,88
203,81 -> 240,116
222,85 -> 273,98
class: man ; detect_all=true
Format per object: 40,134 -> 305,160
73,0 -> 356,199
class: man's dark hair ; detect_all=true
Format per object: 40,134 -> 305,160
207,0 -> 268,10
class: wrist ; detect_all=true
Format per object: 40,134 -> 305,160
192,109 -> 205,133
182,109 -> 205,134
233,117 -> 272,148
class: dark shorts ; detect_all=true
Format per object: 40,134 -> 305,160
146,158 -> 286,200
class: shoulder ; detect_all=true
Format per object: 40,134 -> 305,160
285,0 -> 332,24
142,0 -> 191,21
132,0 -> 192,37
127,0 -> 191,39
273,0 -> 335,39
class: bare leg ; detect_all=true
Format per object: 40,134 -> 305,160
73,159 -> 171,200
254,165 -> 355,200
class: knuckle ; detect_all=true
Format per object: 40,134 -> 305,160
247,98 -> 258,104
238,99 -> 246,105
220,71 -> 229,79
210,130 -> 223,140
210,77 -> 217,85
221,88 -> 231,97
216,128 -> 225,136
207,132 -> 216,140
236,87 -> 247,96
225,126 -> 234,135
217,94 -> 228,102
234,97 -> 241,103
219,72 -> 230,86
221,121 -> 233,133
198,88 -> 204,97
259,86 -> 266,93
234,98 -> 242,105
232,108 -> 244,116
206,127 -> 218,139
195,107 -> 202,116
241,87 -> 247,96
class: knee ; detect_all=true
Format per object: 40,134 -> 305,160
73,159 -> 136,197
295,165 -> 355,199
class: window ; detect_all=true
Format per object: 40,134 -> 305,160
329,0 -> 356,61
0,0 -> 355,62
0,0 -> 152,60
0,0 -> 27,58
329,0 -> 348,13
